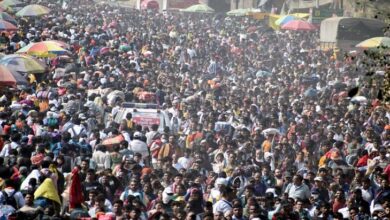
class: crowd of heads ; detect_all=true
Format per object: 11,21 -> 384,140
0,0 -> 389,219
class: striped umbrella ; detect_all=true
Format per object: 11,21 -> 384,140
0,54 -> 47,74
0,12 -> 17,25
16,41 -> 68,58
0,20 -> 17,31
16,4 -> 49,17
0,65 -> 28,86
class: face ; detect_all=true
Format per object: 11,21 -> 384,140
233,207 -> 242,217
25,194 -> 33,205
113,202 -> 123,214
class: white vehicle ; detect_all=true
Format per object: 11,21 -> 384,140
114,103 -> 171,132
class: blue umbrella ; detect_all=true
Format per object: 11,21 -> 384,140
256,70 -> 272,78
304,88 -> 318,98
275,15 -> 296,26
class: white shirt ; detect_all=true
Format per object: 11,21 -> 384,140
177,156 -> 193,170
213,199 -> 232,214
130,140 -> 149,159
0,142 -> 19,157
338,207 -> 349,219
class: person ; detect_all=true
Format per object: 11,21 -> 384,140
285,174 -> 311,201
0,179 -> 25,209
213,186 -> 234,214
16,192 -> 42,219
272,201 -> 299,220
130,131 -> 149,164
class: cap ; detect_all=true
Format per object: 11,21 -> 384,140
314,176 -> 323,182
133,131 -> 142,138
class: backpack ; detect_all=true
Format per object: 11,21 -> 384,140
2,190 -> 18,209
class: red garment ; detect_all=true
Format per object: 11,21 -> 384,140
332,199 -> 346,213
356,155 -> 369,167
384,164 -> 390,183
69,168 -> 84,209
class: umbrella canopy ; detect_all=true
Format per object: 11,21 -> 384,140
356,37 -> 390,49
0,12 -> 17,25
0,20 -> 17,31
0,0 -> 22,7
304,88 -> 318,98
262,128 -> 280,136
281,20 -> 316,31
0,65 -> 28,86
0,54 -> 47,74
227,8 -> 255,16
256,70 -> 272,78
181,4 -> 215,13
45,40 -> 70,48
351,96 -> 368,104
16,41 -> 68,58
275,15 -> 296,26
16,4 -> 50,17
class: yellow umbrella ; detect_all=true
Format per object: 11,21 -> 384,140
290,13 -> 310,19
356,37 -> 390,49
16,4 -> 50,17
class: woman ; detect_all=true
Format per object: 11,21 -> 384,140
212,152 -> 226,174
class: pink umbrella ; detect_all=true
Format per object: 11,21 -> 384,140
281,20 -> 316,31
0,20 -> 17,31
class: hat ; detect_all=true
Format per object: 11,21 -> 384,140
372,204 -> 385,213
133,131 -> 142,138
215,178 -> 227,186
314,176 -> 323,182
265,188 -> 278,198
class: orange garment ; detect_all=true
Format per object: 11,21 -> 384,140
262,139 -> 271,153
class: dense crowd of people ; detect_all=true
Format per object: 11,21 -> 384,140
0,0 -> 389,219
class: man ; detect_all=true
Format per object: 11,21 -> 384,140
252,171 -> 267,197
272,201 -> 299,220
92,144 -> 110,170
285,174 -> 311,201
17,192 -> 41,218
146,124 -> 160,146
120,179 -> 145,205
106,200 -> 124,218
311,176 -> 329,202
213,186 -> 234,214
294,199 -> 310,220
130,132 -> 149,164
232,203 -> 247,220
82,169 -> 104,197
0,179 -> 25,209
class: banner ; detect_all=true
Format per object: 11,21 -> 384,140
168,0 -> 199,9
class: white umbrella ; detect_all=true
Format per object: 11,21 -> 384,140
351,96 -> 368,104
262,128 -> 280,135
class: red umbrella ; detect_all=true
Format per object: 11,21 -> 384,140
0,65 -> 16,86
281,20 -> 316,31
0,65 -> 28,86
0,20 -> 17,31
